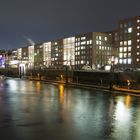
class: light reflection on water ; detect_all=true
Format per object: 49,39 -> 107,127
0,79 -> 140,140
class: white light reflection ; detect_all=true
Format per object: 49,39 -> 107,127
112,98 -> 132,139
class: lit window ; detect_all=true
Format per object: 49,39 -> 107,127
137,33 -> 140,36
137,59 -> 140,61
128,47 -> 131,51
99,46 -> 102,50
124,53 -> 127,58
124,59 -> 127,64
119,59 -> 123,64
87,41 -> 90,45
137,39 -> 140,42
137,46 -> 140,48
119,53 -> 123,58
124,41 -> 127,46
124,47 -> 127,52
81,37 -> 86,40
120,41 -> 123,46
137,26 -> 140,29
137,52 -> 140,55
128,40 -> 131,45
99,41 -> 101,45
128,53 -> 131,57
96,40 -> 99,45
81,46 -> 85,50
90,40 -> 92,44
105,37 -> 107,41
120,47 -> 123,52
128,58 -> 132,64
81,41 -> 86,45
128,27 -> 132,33
137,19 -> 140,23
99,36 -> 101,40
81,60 -> 84,64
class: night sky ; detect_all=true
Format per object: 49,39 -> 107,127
0,0 -> 140,49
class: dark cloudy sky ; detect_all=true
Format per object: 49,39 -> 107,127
0,0 -> 140,49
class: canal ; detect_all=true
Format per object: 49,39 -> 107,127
0,78 -> 140,140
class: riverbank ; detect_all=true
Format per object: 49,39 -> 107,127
28,77 -> 140,95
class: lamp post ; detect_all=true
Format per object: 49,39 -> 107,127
109,56 -> 118,90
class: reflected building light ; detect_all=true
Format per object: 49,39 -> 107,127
115,100 -> 131,122
36,81 -> 41,94
125,95 -> 131,108
59,84 -> 64,104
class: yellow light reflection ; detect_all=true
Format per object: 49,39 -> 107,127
36,81 -> 41,94
59,84 -> 64,104
125,95 -> 131,108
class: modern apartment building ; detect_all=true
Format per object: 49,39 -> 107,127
75,32 -> 113,69
117,16 -> 140,69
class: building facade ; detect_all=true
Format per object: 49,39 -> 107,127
1,16 -> 140,71
117,16 -> 140,69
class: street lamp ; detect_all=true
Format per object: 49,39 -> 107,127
109,56 -> 118,90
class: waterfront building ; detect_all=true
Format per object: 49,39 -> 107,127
75,32 -> 112,69
51,39 -> 63,68
3,16 -> 140,71
117,16 -> 140,69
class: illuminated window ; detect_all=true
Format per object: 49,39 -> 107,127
124,53 -> 127,58
137,39 -> 140,42
137,52 -> 139,55
119,47 -> 123,52
87,41 -> 90,45
105,37 -> 107,41
124,41 -> 127,46
119,59 -> 123,64
119,53 -> 123,58
137,46 -> 140,48
128,53 -> 131,57
99,41 -> 101,45
81,60 -> 84,64
128,27 -> 132,33
124,47 -> 127,52
137,26 -> 140,29
81,37 -> 86,40
128,58 -> 132,64
137,19 -> 140,23
128,40 -> 131,45
137,59 -> 139,61
81,41 -> 86,45
81,46 -> 85,50
124,59 -> 127,64
137,33 -> 140,36
120,41 -> 123,46
99,36 -> 101,40
128,47 -> 131,51
90,40 -> 92,44
96,41 -> 99,45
